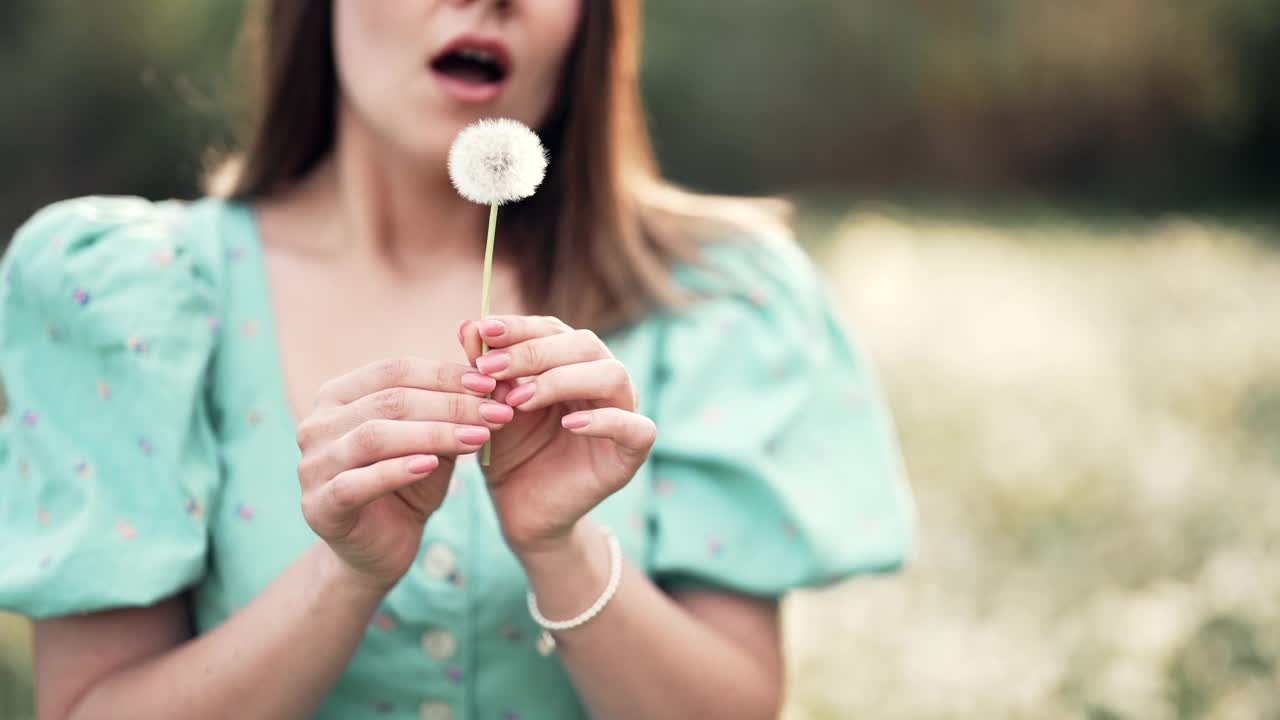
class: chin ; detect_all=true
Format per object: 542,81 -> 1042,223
382,120 -> 455,172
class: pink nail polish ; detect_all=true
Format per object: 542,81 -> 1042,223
505,382 -> 536,408
479,319 -> 506,337
479,402 -> 514,423
462,372 -> 497,393
406,455 -> 438,474
458,320 -> 469,343
476,351 -> 510,375
455,426 -> 490,445
562,412 -> 591,430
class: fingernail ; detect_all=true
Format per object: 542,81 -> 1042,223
476,351 -> 510,375
406,455 -> 439,474
458,320 -> 469,343
462,372 -> 497,393
455,426 -> 490,445
479,319 -> 506,338
479,401 -> 514,423
505,382 -> 536,408
562,411 -> 591,430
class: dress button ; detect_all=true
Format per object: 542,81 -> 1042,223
422,542 -> 457,579
419,700 -> 454,720
421,628 -> 457,659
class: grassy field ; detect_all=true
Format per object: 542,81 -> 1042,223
2,207 -> 1278,718
784,207 -> 1280,719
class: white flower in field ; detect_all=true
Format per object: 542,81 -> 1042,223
448,118 -> 547,205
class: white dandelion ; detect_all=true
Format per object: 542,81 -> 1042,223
448,118 -> 548,466
448,118 -> 547,205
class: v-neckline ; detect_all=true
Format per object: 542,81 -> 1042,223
227,199 -> 304,436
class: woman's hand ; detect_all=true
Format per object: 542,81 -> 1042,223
295,357 -> 514,591
460,316 -> 657,557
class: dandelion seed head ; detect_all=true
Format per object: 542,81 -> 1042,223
448,118 -> 547,205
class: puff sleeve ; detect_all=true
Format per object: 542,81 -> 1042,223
0,196 -> 223,618
646,234 -> 915,598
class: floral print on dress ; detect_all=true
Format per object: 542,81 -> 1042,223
0,197 -> 914,720
501,624 -> 525,643
707,537 -> 724,556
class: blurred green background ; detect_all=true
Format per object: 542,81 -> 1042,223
2,1 -> 1279,718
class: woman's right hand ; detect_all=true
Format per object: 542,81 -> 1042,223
295,356 -> 513,592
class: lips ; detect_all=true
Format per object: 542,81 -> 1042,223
429,35 -> 512,104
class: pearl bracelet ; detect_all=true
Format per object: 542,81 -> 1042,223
527,525 -> 622,656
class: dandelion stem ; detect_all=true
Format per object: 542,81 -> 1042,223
480,201 -> 498,466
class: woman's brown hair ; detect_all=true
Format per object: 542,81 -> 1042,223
208,0 -> 792,332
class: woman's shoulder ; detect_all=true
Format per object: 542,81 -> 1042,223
687,223 -> 818,287
1,195 -> 239,346
640,221 -> 916,595
0,194 -> 239,618
661,220 -> 834,337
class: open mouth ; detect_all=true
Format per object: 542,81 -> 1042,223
430,44 -> 510,87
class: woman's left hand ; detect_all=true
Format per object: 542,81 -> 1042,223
460,316 -> 657,557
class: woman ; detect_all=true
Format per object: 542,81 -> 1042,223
0,1 -> 914,718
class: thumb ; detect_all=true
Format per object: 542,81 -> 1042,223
459,320 -> 485,367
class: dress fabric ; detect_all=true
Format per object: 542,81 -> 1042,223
0,195 -> 914,720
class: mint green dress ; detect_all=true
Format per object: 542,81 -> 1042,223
0,196 -> 914,719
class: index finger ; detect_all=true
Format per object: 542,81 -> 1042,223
315,357 -> 497,408
472,315 -> 574,349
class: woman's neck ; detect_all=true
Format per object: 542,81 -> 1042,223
285,102 -> 491,279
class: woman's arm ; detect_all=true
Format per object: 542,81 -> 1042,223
460,316 -> 784,720
520,520 -> 784,720
35,542 -> 383,720
33,357 -> 513,719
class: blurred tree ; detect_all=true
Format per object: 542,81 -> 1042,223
640,0 -> 1280,207
1,0 -> 1277,235
0,0 -> 242,233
